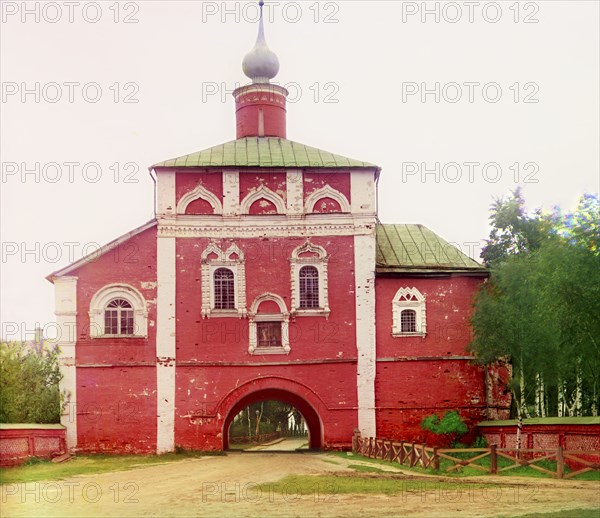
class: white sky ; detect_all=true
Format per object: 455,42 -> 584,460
1,0 -> 599,339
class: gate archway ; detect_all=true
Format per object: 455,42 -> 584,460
220,379 -> 324,450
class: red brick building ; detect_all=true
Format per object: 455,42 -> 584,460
48,8 -> 509,453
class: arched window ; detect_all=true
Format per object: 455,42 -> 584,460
400,309 -> 417,333
290,242 -> 330,317
392,287 -> 426,337
201,244 -> 247,318
104,298 -> 134,335
248,293 -> 290,355
213,268 -> 235,310
89,284 -> 148,338
299,266 -> 319,308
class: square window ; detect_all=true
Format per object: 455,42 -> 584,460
256,322 -> 282,348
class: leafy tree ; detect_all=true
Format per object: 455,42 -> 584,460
480,187 -> 556,267
470,192 -> 600,433
0,341 -> 64,423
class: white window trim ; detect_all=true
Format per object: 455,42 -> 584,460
248,293 -> 290,355
201,244 -> 247,318
177,184 -> 223,215
290,242 -> 330,318
304,185 -> 350,213
89,284 -> 148,338
392,287 -> 426,337
240,185 -> 286,215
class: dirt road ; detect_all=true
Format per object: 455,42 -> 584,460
246,437 -> 308,451
1,452 -> 598,517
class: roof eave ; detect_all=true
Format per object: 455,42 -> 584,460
376,267 -> 489,277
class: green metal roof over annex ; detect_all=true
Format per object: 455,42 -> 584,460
376,224 -> 487,274
152,137 -> 379,170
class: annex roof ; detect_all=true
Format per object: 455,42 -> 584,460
46,220 -> 157,282
376,224 -> 487,274
152,137 -> 379,170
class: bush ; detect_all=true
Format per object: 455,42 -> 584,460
0,341 -> 64,423
421,411 -> 468,446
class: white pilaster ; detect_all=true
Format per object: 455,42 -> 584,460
156,236 -> 176,453
54,276 -> 78,450
223,170 -> 240,216
351,170 -> 377,215
156,170 -> 176,216
286,169 -> 303,215
354,233 -> 377,437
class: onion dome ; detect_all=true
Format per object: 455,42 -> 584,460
242,0 -> 280,84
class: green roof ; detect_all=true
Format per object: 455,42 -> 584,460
153,137 -> 379,169
376,224 -> 487,274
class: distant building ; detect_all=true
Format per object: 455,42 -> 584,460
48,5 -> 510,453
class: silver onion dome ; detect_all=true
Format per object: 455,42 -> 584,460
242,1 -> 280,83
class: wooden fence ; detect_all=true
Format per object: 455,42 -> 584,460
0,424 -> 67,466
352,432 -> 600,479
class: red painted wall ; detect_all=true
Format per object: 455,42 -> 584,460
374,275 -> 499,444
239,171 -> 287,206
174,233 -> 358,449
70,226 -> 158,453
303,172 -> 351,203
176,171 -> 223,207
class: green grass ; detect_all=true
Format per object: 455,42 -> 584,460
347,464 -> 386,473
255,474 -> 501,497
0,451 -> 223,485
504,510 -> 600,518
330,452 -> 600,480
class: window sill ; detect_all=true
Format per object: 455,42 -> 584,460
249,346 -> 291,355
392,332 -> 427,338
208,309 -> 243,318
91,335 -> 147,339
292,308 -> 331,318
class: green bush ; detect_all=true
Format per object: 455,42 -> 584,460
0,341 -> 64,423
421,411 -> 468,445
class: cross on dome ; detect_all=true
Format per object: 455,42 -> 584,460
242,0 -> 280,84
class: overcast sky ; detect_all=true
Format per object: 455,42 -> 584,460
1,0 -> 598,339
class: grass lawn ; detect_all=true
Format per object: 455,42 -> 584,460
255,474 -> 502,497
0,451 -> 223,485
332,452 -> 600,481
505,511 -> 600,518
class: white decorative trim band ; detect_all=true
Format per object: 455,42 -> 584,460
177,184 -> 223,215
305,185 -> 350,213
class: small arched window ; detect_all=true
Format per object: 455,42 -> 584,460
400,309 -> 417,333
392,287 -> 426,337
214,268 -> 235,310
299,266 -> 319,309
104,298 -> 134,335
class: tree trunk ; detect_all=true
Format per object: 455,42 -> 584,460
247,407 -> 252,440
515,398 -> 523,457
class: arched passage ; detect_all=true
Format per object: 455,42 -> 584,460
222,388 -> 323,450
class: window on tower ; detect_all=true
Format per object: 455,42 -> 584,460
299,266 -> 319,308
201,244 -> 247,318
248,293 -> 290,355
290,243 -> 330,317
256,321 -> 282,348
213,268 -> 235,310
